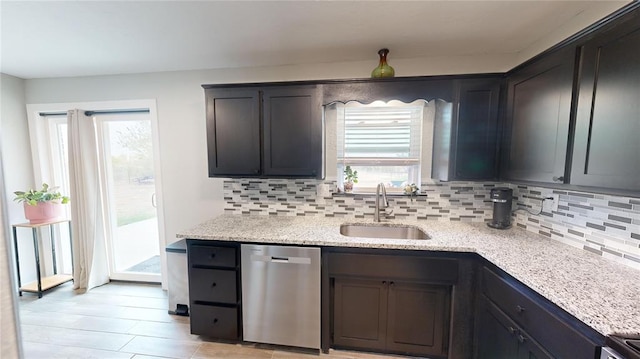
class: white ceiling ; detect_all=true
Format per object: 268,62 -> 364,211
0,1 -> 630,79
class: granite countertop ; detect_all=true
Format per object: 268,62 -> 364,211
177,214 -> 640,337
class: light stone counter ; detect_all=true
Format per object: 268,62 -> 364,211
177,214 -> 640,337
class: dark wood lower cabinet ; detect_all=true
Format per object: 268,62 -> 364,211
333,277 -> 450,358
386,282 -> 450,356
189,304 -> 239,339
187,240 -> 241,340
476,296 -> 552,359
333,278 -> 388,351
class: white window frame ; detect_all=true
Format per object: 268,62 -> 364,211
336,100 -> 427,193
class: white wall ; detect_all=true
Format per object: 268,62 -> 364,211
0,73 -> 28,358
1,74 -> 35,223
23,56 -> 515,247
1,73 -> 39,286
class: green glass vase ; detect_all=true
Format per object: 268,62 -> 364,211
371,48 -> 395,78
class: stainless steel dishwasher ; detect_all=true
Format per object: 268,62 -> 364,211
241,244 -> 321,349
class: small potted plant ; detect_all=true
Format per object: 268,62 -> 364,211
14,183 -> 70,224
343,166 -> 358,193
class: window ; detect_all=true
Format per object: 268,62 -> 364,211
337,101 -> 425,192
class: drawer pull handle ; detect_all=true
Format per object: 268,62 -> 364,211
517,334 -> 526,343
508,326 -> 517,334
516,305 -> 525,313
213,318 -> 218,324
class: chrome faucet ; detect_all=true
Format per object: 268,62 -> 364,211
374,182 -> 391,222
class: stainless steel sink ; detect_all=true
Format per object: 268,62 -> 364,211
340,223 -> 430,240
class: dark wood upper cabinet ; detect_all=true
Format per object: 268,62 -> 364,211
262,86 -> 322,177
501,46 -> 577,184
571,10 -> 640,191
433,78 -> 502,181
204,85 -> 322,178
206,88 -> 261,177
321,77 -> 455,105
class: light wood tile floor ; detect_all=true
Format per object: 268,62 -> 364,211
18,282 -> 420,359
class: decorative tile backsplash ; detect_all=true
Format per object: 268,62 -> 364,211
223,178 -> 640,269
223,179 -> 495,221
510,184 -> 640,270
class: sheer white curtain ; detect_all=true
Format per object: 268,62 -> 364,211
67,109 -> 109,291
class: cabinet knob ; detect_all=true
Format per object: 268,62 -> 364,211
211,282 -> 217,288
389,281 -> 395,286
254,169 -> 260,174
382,281 -> 387,284
552,176 -> 564,182
209,253 -> 216,259
213,318 -> 218,324
508,326 -> 517,334
516,305 -> 525,313
517,334 -> 527,343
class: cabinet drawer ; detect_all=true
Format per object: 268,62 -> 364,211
190,268 -> 237,304
190,304 -> 238,339
482,267 -> 600,358
328,253 -> 458,283
189,245 -> 236,268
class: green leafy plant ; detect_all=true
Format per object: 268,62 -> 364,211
343,166 -> 359,184
14,183 -> 70,206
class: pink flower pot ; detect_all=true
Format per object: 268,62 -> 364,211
24,202 -> 63,224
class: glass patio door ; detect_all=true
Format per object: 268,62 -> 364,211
96,113 -> 161,282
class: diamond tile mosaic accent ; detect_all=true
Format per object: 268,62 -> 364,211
510,184 -> 640,270
222,178 -> 640,269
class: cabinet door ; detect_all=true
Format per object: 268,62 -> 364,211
205,88 -> 261,176
475,296 -> 519,359
572,12 -> 640,191
476,296 -> 552,359
333,278 -> 388,351
262,86 -> 322,178
454,78 -> 501,180
517,333 -> 553,359
502,47 -> 576,183
386,282 -> 450,357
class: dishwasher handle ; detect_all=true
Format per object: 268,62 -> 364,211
250,254 -> 312,265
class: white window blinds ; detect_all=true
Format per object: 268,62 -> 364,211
337,104 -> 423,165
